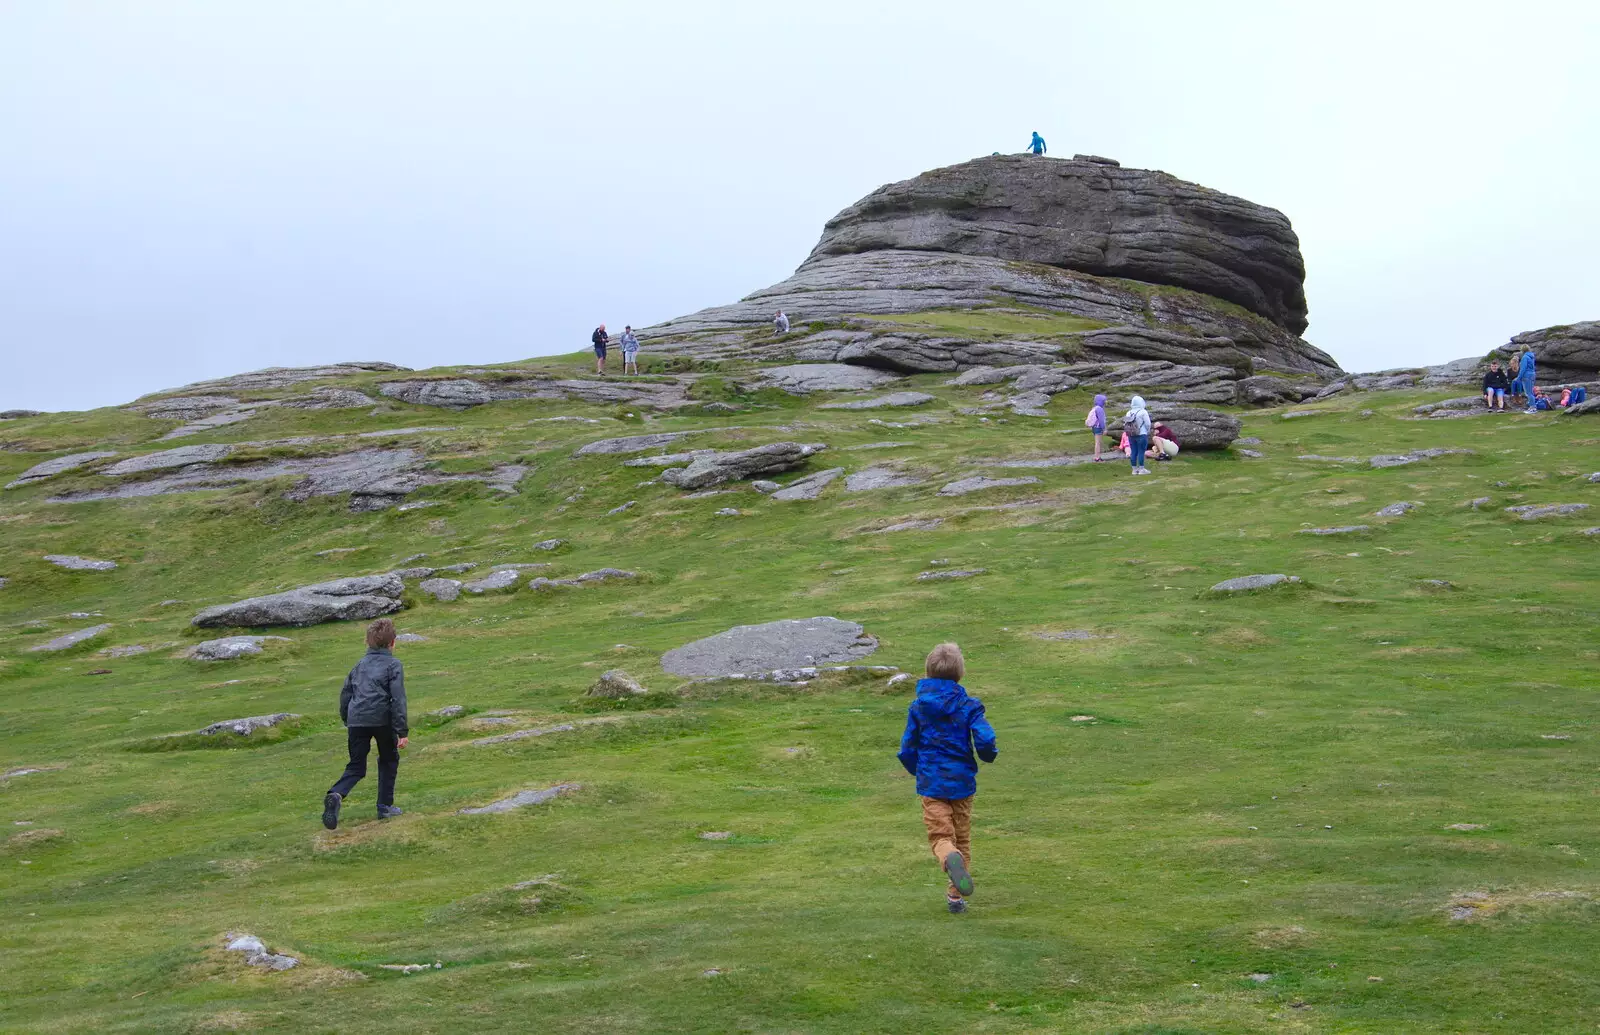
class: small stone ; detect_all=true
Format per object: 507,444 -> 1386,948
1375,501 -> 1418,517
1281,410 -> 1325,419
394,633 -> 427,643
698,831 -> 734,841
1445,823 -> 1486,831
1298,526 -> 1370,535
194,713 -> 298,737
1034,630 -> 1101,640
1541,733 -> 1572,740
226,935 -> 265,954
844,467 -> 925,492
1210,574 -> 1300,592
464,569 -> 521,594
868,518 -> 943,533
1070,715 -> 1095,722
714,508 -> 740,516
246,952 -> 299,971
751,480 -> 780,494
1367,976 -> 1383,983
771,467 -> 845,501
532,538 -> 565,551
43,554 -> 117,571
915,568 -> 987,581
1466,497 -> 1492,509
1238,449 -> 1264,458
1247,973 -> 1271,983
430,705 -> 465,718
588,669 -> 649,698
608,500 -> 637,515
183,635 -> 291,661
885,673 -> 911,688
1420,579 -> 1454,589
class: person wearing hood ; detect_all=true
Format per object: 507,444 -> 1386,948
1123,395 -> 1152,474
1084,393 -> 1107,460
897,642 -> 998,914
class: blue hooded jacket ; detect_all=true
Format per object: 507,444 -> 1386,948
897,678 -> 998,799
1520,351 -> 1535,379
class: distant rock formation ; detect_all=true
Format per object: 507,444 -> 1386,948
645,155 -> 1341,379
1495,320 -> 1600,381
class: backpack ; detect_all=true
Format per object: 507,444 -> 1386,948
1084,407 -> 1099,428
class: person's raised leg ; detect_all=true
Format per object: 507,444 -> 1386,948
951,796 -> 974,898
922,796 -> 970,901
325,727 -> 372,829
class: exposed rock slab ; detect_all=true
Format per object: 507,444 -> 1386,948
661,616 -> 878,677
818,392 -> 935,410
845,467 -> 926,491
192,574 -> 404,628
660,442 -> 825,490
196,713 -> 298,736
1494,321 -> 1600,381
1143,403 -> 1241,450
1298,526 -> 1370,535
6,452 -> 119,488
771,467 -> 844,501
1375,502 -> 1419,517
379,376 -> 684,410
525,568 -> 636,590
459,783 -> 582,815
574,432 -> 691,456
938,475 -> 1040,496
1506,503 -> 1590,520
29,624 -> 112,652
1370,448 -> 1474,468
915,568 -> 987,581
157,361 -> 405,395
418,578 -> 462,602
589,670 -> 649,698
754,363 -> 901,393
868,518 -> 944,533
1210,574 -> 1300,592
44,554 -> 117,571
184,635 -> 291,660
104,444 -> 234,475
464,569 -> 521,593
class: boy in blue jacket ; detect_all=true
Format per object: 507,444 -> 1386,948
897,642 -> 998,913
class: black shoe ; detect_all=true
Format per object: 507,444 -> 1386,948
943,852 -> 974,897
377,804 -> 403,819
322,792 -> 342,830
947,897 -> 968,914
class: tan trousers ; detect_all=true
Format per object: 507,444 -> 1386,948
921,795 -> 973,898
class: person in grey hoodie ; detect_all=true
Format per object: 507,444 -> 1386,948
1123,395 -> 1152,474
322,617 -> 408,829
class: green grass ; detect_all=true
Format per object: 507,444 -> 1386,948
2,370 -> 1599,1032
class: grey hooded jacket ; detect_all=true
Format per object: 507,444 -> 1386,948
339,647 -> 408,736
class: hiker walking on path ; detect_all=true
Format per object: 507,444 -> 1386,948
620,325 -> 640,375
1027,131 -> 1046,156
898,642 -> 998,915
1123,395 -> 1152,474
322,618 -> 408,830
591,323 -> 610,375
1084,393 -> 1107,461
774,310 -> 790,335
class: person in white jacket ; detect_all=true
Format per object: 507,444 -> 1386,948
1123,396 -> 1152,474
774,310 -> 790,335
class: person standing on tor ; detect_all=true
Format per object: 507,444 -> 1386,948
620,325 -> 640,375
591,323 -> 609,375
1028,131 -> 1046,156
774,310 -> 790,335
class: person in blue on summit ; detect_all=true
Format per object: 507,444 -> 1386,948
897,642 -> 998,914
1028,130 -> 1046,156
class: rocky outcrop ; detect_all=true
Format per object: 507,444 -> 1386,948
1495,321 -> 1600,380
44,554 -> 117,571
771,467 -> 845,501
192,574 -> 403,628
642,157 -> 1341,379
754,364 -> 902,393
6,452 -> 119,488
153,362 -> 406,396
379,375 -> 686,410
818,392 -> 935,410
28,625 -> 112,652
807,156 -> 1308,333
1142,403 -> 1241,450
183,635 -> 291,660
660,443 -> 826,490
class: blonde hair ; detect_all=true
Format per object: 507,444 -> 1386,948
366,617 -> 397,649
924,642 -> 965,681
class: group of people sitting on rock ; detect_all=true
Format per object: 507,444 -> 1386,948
1084,394 -> 1179,473
1481,349 -> 1587,412
590,323 -> 642,376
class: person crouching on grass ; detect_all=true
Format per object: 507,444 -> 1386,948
322,618 -> 408,830
897,642 -> 998,914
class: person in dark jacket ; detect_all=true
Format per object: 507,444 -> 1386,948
1482,361 -> 1509,410
322,618 -> 408,829
897,642 -> 998,914
591,324 -> 610,375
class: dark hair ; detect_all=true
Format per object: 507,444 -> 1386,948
366,618 -> 396,649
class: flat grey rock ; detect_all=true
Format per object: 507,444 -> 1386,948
714,507 -> 740,516
818,392 -> 936,410
1034,629 -> 1103,641
29,624 -> 112,652
381,375 -> 684,410
44,554 -> 118,571
394,633 -> 427,643
1298,526 -> 1370,535
1210,574 -> 1300,592
281,387 -> 377,410
1370,448 -> 1474,468
607,501 -> 637,515
771,467 -> 844,501
473,722 -> 582,746
755,364 -> 901,394
938,475 -> 1039,497
1280,409 -> 1325,419
915,568 -> 987,580
623,450 -> 720,468
1375,502 -> 1419,517
192,574 -> 403,628
459,783 -> 582,815
103,443 -> 234,476
418,578 -> 462,602
589,669 -> 649,698
869,518 -> 944,533
464,569 -> 521,593
184,635 -> 291,660
391,567 -> 435,579
1238,449 -> 1265,457
845,467 -> 925,492
430,705 -> 465,718
6,451 -> 119,488
751,480 -> 780,493
532,538 -> 565,550
947,365 -> 1037,386
662,616 -> 878,677
1413,396 -> 1484,414
195,713 -> 298,736
1296,455 -> 1360,463
1582,528 -> 1600,536
525,568 -> 636,591
977,454 -> 1095,469
660,442 -> 825,491
574,432 -> 690,456
1237,437 -> 1262,445
156,362 -> 404,396
1466,497 -> 1492,509
1505,503 -> 1590,520
436,562 -> 478,574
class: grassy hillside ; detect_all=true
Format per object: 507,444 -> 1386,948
2,357 -> 1598,1034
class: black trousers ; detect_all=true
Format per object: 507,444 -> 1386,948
328,726 -> 398,806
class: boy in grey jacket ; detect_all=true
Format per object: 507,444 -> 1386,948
322,618 -> 408,829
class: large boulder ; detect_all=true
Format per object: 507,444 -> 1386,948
807,156 -> 1308,334
754,363 -> 902,393
192,574 -> 403,628
1495,321 -> 1600,380
661,616 -> 878,677
660,443 -> 826,491
1142,403 -> 1242,450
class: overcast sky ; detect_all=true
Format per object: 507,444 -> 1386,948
3,2 -> 1596,412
